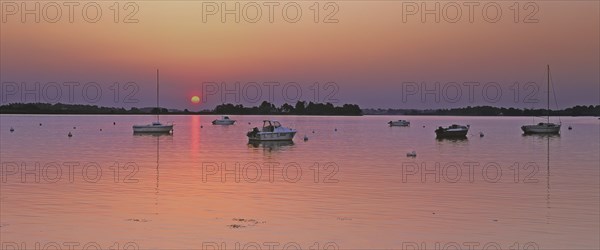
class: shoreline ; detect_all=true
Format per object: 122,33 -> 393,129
1,103 -> 599,116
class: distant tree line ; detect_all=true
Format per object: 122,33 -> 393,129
213,101 -> 362,116
363,105 -> 600,116
0,103 -> 137,114
2,103 -> 598,116
0,101 -> 362,116
0,103 -> 177,114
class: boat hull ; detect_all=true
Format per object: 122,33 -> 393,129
521,124 -> 561,134
389,121 -> 410,127
248,140 -> 295,148
132,125 -> 173,133
247,131 -> 296,141
212,120 -> 236,125
435,125 -> 469,139
435,130 -> 468,138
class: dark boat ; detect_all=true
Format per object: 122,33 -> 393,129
435,124 -> 469,138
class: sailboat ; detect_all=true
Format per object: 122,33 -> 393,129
133,69 -> 174,134
521,65 -> 561,134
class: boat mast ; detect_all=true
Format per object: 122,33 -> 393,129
546,65 -> 550,123
157,69 -> 160,122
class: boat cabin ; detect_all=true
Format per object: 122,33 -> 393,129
261,120 -> 281,132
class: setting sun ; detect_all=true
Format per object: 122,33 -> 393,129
191,96 -> 200,104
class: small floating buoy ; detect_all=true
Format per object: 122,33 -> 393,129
248,122 -> 251,125
303,135 -> 308,141
312,130 -> 315,133
479,132 -> 484,137
73,126 -> 76,129
39,123 -> 42,126
68,132 -> 73,137
406,151 -> 417,157
200,125 -> 203,128
568,126 -> 572,130
334,128 -> 337,132
10,127 -> 14,132
422,125 -> 425,128
113,122 -> 116,125
100,129 -> 103,131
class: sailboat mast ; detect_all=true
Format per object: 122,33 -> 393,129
547,65 -> 550,123
157,69 -> 160,122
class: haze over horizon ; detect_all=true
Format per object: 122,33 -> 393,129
1,1 -> 598,110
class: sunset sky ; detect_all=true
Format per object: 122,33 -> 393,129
1,1 -> 598,110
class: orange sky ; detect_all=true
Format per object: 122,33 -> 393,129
1,1 -> 598,109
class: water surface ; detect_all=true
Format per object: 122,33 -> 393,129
1,115 -> 598,249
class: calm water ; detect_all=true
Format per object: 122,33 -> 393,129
1,115 -> 598,249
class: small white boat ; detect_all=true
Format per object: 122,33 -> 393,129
132,69 -> 174,134
133,122 -> 173,133
212,116 -> 236,125
247,120 -> 297,141
522,122 -> 560,134
388,120 -> 410,127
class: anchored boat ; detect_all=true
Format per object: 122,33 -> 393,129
212,116 -> 236,125
522,122 -> 561,134
133,69 -> 173,134
435,124 -> 469,139
133,121 -> 173,133
247,120 -> 296,141
521,65 -> 561,135
388,120 -> 410,127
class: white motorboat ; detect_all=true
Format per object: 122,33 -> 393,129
388,120 -> 410,127
133,69 -> 174,134
247,120 -> 297,141
522,65 -> 561,135
212,116 -> 236,125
